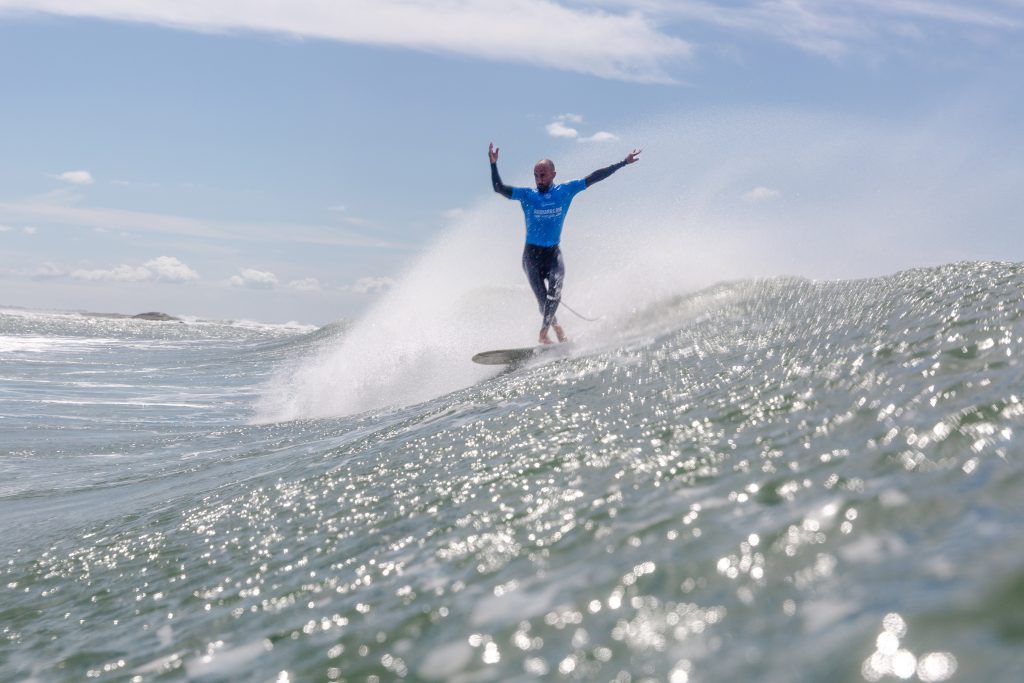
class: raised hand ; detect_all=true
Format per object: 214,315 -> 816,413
489,142 -> 500,164
625,149 -> 642,164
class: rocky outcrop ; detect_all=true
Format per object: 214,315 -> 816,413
131,312 -> 180,321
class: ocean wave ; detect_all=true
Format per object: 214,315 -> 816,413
2,261 -> 1022,682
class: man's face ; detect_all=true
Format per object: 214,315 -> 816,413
534,161 -> 556,192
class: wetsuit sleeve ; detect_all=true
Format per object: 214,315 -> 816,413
491,162 -> 513,199
584,159 -> 628,188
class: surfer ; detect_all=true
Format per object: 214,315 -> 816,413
489,142 -> 641,344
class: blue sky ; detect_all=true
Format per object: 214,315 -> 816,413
1,1 -> 1022,324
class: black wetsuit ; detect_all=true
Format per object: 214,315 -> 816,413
491,159 -> 627,327
521,243 -> 565,328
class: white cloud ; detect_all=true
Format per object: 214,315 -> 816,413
853,0 -> 1021,29
32,262 -> 66,279
24,187 -> 85,206
341,215 -> 373,227
22,226 -> 37,235
0,200 -> 413,249
2,262 -> 67,278
546,120 -> 579,139
743,186 -> 782,202
144,256 -> 199,281
57,170 -> 95,185
70,255 -> 198,282
0,224 -> 11,232
72,264 -> 152,282
288,277 -> 321,292
547,114 -> 620,143
579,131 -> 619,143
603,0 -> 1023,60
546,113 -> 582,138
230,268 -> 279,289
345,276 -> 394,294
0,1 -> 1017,86
327,203 -> 375,227
0,0 -> 692,83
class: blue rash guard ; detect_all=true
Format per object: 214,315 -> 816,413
489,159 -> 627,245
510,180 -> 587,247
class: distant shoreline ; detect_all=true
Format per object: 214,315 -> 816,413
1,304 -> 324,330
1,303 -> 181,322
84,311 -> 182,322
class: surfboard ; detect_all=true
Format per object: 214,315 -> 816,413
472,343 -> 572,366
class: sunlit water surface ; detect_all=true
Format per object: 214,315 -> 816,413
2,262 -> 1023,682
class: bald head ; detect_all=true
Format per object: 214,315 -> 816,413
533,158 -> 556,192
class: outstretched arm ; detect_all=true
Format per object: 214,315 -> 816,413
584,149 -> 642,188
489,142 -> 513,199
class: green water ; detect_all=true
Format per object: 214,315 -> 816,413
2,263 -> 1023,682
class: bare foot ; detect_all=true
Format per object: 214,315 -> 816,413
553,323 -> 569,343
538,328 -> 553,345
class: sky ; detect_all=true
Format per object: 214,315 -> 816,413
0,0 -> 1022,325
